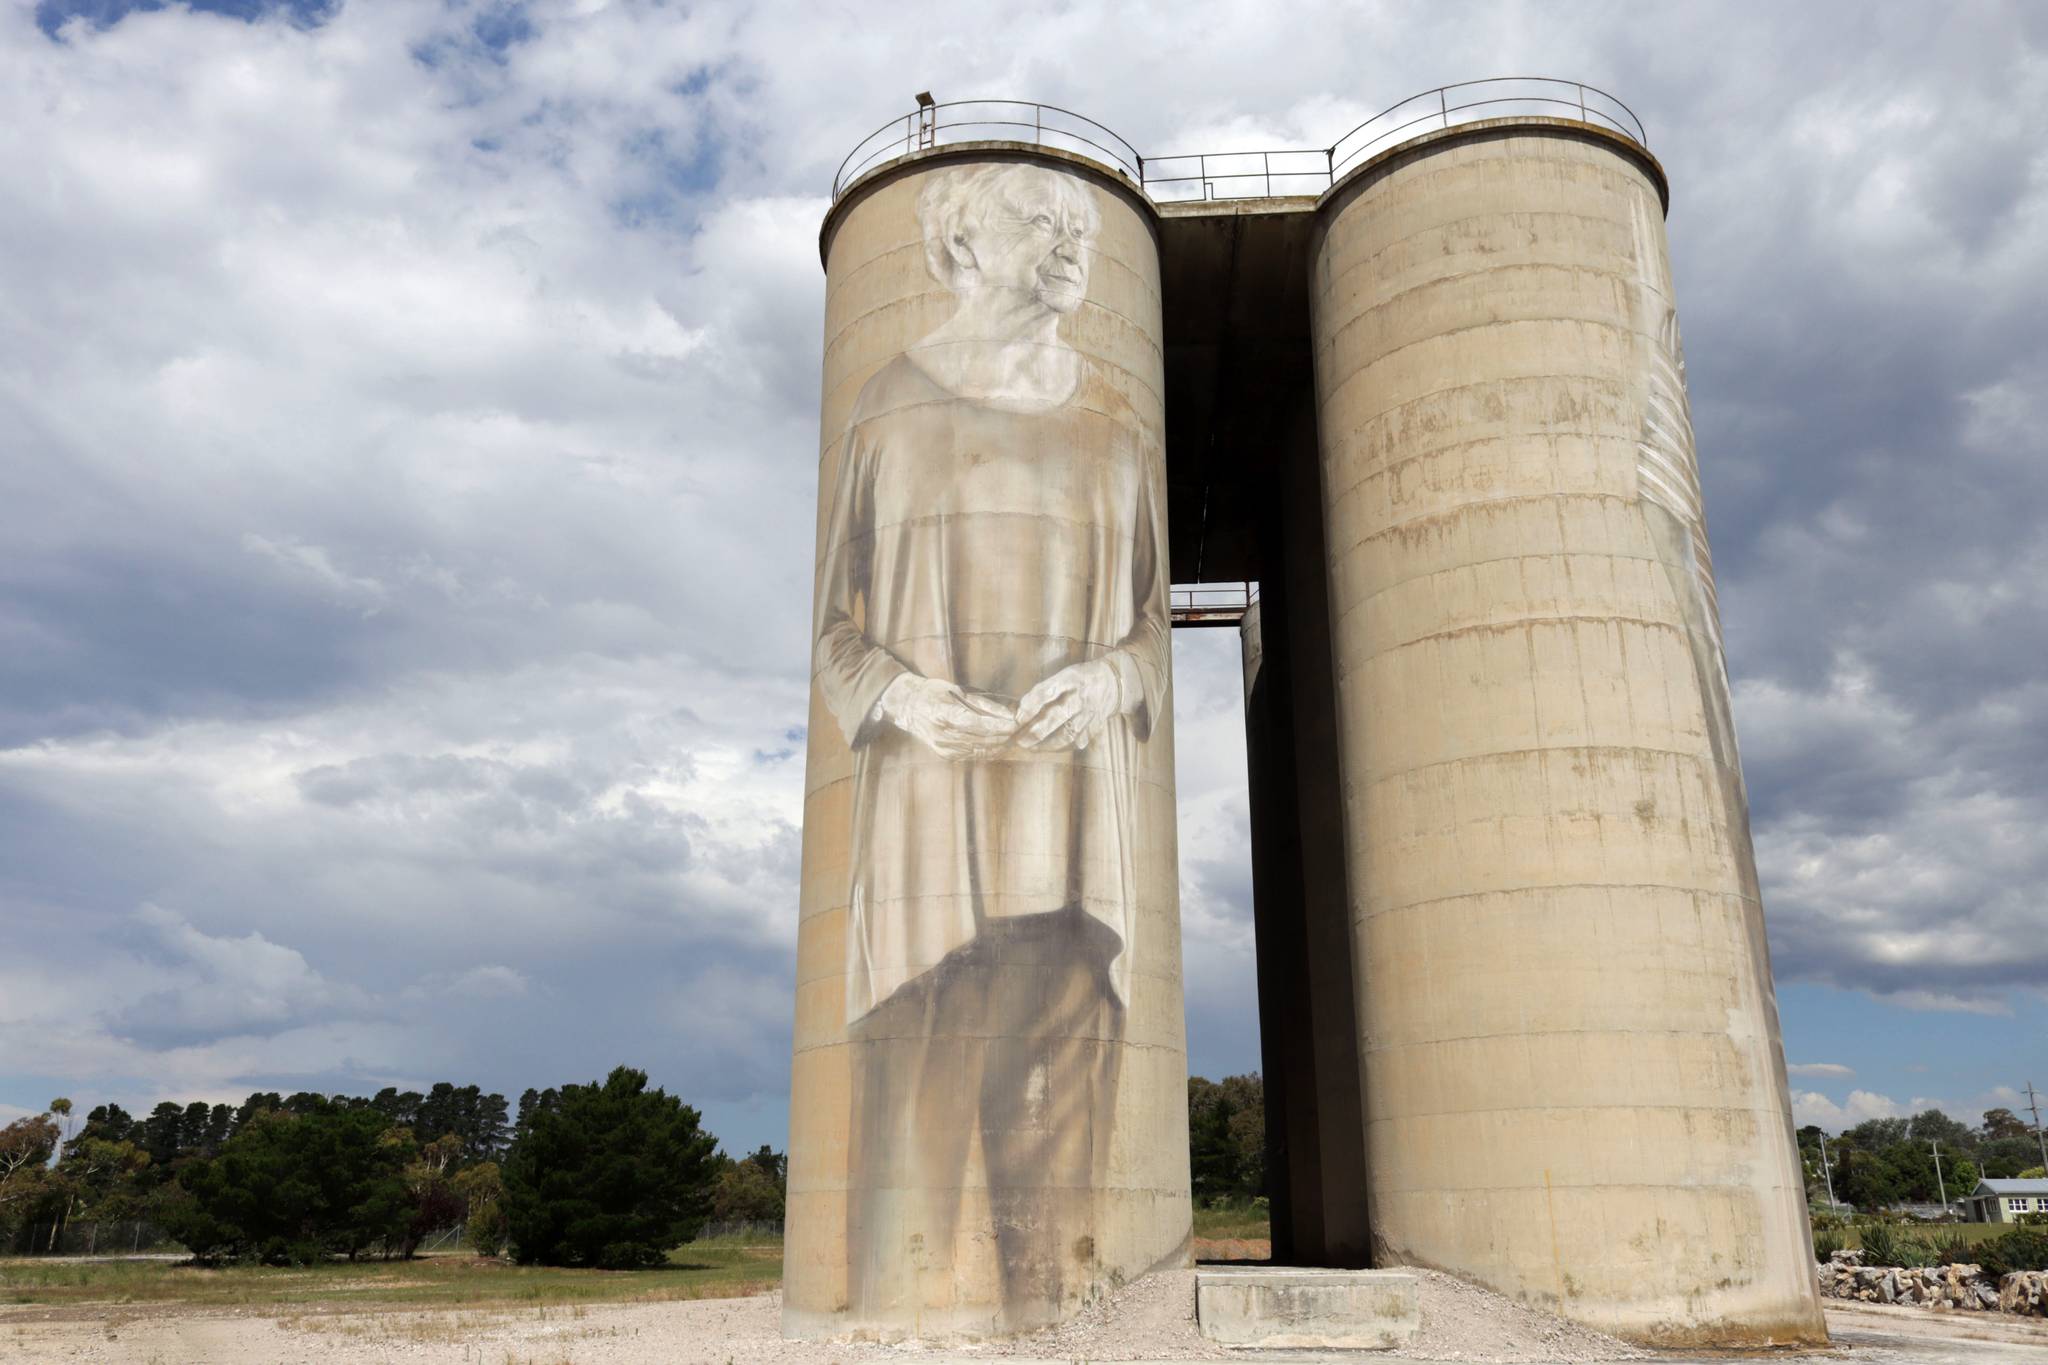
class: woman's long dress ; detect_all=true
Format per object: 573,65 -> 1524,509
813,350 -> 1169,1023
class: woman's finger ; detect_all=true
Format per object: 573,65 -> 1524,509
941,705 -> 1013,738
1017,699 -> 1078,747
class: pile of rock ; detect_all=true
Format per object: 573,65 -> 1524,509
2001,1270 -> 2048,1317
1817,1250 -> 2048,1317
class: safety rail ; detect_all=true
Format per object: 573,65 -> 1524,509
1170,581 -> 1258,628
830,78 -> 1647,204
834,98 -> 1143,199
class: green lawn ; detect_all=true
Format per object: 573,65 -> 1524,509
0,1235 -> 780,1314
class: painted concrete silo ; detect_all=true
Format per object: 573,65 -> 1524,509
785,145 -> 1191,1341
1307,121 -> 1826,1345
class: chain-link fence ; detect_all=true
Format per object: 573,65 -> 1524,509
692,1219 -> 783,1242
8,1219 -> 184,1257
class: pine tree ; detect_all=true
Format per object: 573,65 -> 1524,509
502,1067 -> 717,1268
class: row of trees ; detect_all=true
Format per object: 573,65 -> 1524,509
1798,1107 -> 2048,1211
0,1068 -> 788,1267
1188,1080 -> 2048,1218
38,1069 -> 2032,1261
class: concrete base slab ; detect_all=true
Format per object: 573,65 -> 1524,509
1196,1267 -> 1421,1350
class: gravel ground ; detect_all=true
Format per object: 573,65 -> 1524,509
8,1276 -> 2047,1363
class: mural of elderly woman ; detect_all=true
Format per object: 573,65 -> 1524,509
811,161 -> 1171,1330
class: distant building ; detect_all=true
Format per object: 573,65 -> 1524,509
1965,1178 -> 2048,1223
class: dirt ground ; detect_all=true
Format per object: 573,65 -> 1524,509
6,1276 -> 2048,1364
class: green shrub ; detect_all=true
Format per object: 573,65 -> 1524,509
1978,1228 -> 2048,1278
468,1205 -> 508,1258
1812,1227 -> 1844,1261
503,1067 -> 717,1269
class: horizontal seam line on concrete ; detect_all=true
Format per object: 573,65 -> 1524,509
1313,315 -> 1639,411
1325,488 -> 1640,551
1348,740 -> 1717,786
1330,608 -> 1688,659
821,346 -> 1166,425
1315,373 -> 1634,463
812,510 -> 1157,573
1324,143 -> 1652,236
829,236 -> 1159,315
1318,208 -> 1637,295
823,290 -> 1164,371
790,1037 -> 1185,1058
1362,1025 -> 1774,1048
799,770 -> 1180,802
1318,266 -> 1642,358
810,625 -> 1155,655
1332,550 -> 1676,616
1353,881 -> 1760,920
1322,425 -> 1640,510
1363,1104 -> 1795,1122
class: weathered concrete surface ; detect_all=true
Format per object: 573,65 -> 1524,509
787,147 -> 1191,1341
1196,1267 -> 1420,1349
1306,122 -> 1827,1347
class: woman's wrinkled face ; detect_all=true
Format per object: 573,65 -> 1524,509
961,174 -> 1095,313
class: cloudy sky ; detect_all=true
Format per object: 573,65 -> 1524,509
3,0 -> 2045,1155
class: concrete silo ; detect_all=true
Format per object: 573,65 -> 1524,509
790,89 -> 1823,1352
1306,121 -> 1826,1345
784,145 -> 1191,1341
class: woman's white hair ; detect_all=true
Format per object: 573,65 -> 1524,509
915,163 -> 1100,291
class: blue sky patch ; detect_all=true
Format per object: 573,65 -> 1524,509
37,0 -> 335,39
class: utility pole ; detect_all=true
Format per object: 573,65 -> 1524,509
1819,1134 -> 1837,1212
2028,1082 -> 2048,1172
1931,1139 -> 1947,1212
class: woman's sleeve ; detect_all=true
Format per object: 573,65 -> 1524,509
813,421 -> 908,745
1104,459 -> 1170,741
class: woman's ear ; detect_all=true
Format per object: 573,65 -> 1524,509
946,229 -> 979,287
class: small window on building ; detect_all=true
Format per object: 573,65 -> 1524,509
2011,1198 -> 2030,1212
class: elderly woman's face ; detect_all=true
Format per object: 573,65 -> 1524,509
963,175 -> 1094,313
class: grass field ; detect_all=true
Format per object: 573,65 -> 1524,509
2,1211 -> 1283,1317
0,1234 -> 781,1314
11,1215 -> 2014,1316
1836,1222 -> 2011,1251
1191,1201 -> 1270,1241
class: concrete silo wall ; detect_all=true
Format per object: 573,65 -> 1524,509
1307,124 -> 1827,1346
785,148 -> 1191,1341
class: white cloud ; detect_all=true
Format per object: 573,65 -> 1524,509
129,902 -> 369,1033
1787,1062 -> 1855,1079
1792,1089 -> 1903,1131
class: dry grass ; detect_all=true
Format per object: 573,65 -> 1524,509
1190,1201 -> 1269,1241
0,1236 -> 781,1319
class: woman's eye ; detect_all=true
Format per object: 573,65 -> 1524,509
1034,214 -> 1053,228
